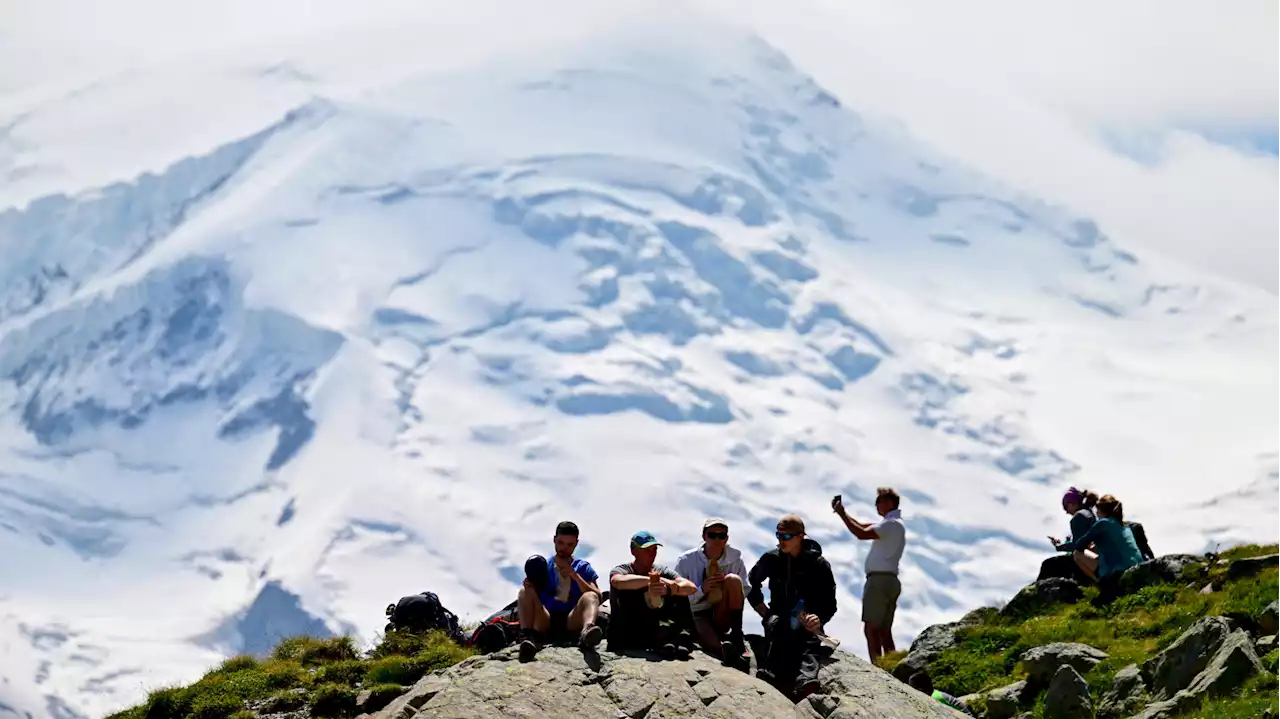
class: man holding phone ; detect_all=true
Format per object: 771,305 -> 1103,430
832,487 -> 906,663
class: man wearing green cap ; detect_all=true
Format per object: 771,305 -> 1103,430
608,530 -> 698,658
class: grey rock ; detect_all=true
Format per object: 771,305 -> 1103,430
1198,583 -> 1214,595
1227,553 -> 1279,580
983,680 -> 1028,719
999,578 -> 1083,618
1043,665 -> 1092,719
1260,600 -> 1279,637
1182,629 -> 1264,699
1119,555 -> 1204,595
892,649 -> 940,682
1126,689 -> 1198,719
1141,615 -> 1232,701
1255,634 -> 1277,655
373,645 -> 968,719
1019,643 -> 1108,686
1096,663 -> 1146,718
910,622 -> 967,655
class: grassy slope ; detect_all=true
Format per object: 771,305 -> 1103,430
104,631 -> 475,719
876,544 -> 1280,719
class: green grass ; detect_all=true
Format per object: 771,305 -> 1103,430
103,631 -> 475,719
923,543 -> 1279,712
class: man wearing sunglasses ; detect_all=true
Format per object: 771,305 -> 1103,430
746,514 -> 837,701
673,518 -> 751,668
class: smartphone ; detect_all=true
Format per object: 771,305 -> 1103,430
833,494 -> 842,503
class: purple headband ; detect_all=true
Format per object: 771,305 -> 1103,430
1062,488 -> 1083,505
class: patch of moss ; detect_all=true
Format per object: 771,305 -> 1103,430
309,683 -> 358,718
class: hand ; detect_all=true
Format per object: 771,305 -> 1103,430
1048,536 -> 1060,548
523,578 -> 533,590
831,497 -> 845,515
802,613 -> 821,635
704,574 -> 724,590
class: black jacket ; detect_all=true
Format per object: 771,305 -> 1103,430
746,538 -> 837,625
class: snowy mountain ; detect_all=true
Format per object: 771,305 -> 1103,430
1,3 -> 1276,718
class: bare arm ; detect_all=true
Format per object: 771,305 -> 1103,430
663,576 -> 698,597
610,573 -> 651,590
832,498 -> 879,540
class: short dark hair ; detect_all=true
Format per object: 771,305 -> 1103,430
555,521 -> 580,537
908,671 -> 933,694
876,487 -> 901,510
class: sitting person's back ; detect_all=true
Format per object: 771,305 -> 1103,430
1053,495 -> 1143,579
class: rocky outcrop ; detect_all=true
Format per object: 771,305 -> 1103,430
1019,643 -> 1107,686
1119,555 -> 1203,595
1260,600 -> 1279,637
1096,664 -> 1147,718
892,612 -> 989,683
1181,629 -> 1264,698
1141,616 -> 1233,700
982,680 -> 1028,719
373,644 -> 968,719
1042,665 -> 1091,719
1227,553 -> 1279,580
998,579 -> 1083,618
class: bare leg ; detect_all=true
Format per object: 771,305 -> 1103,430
864,623 -> 882,663
567,591 -> 600,632
518,587 -> 551,634
1073,550 -> 1100,582
877,627 -> 896,655
694,614 -> 724,657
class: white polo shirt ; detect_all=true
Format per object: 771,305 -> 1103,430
865,509 -> 905,575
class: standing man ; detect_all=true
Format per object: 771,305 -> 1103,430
517,520 -> 604,662
608,530 -> 699,658
832,487 -> 905,663
746,514 -> 837,701
673,518 -> 750,667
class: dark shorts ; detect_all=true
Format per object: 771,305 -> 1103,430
549,610 -> 572,639
862,573 -> 901,628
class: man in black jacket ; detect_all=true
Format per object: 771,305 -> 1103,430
747,513 -> 837,701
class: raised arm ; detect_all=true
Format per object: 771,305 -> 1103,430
833,498 -> 880,540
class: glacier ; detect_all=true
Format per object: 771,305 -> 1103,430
0,3 -> 1276,718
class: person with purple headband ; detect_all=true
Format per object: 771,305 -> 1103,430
1038,487 -> 1100,583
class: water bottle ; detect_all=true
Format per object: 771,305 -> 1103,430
790,599 -> 806,631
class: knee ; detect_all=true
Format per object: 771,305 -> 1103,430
580,591 -> 601,607
723,574 -> 743,589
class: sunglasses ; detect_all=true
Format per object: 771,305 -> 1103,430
775,532 -> 798,541
705,531 -> 728,540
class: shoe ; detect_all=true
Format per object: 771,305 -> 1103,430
579,625 -> 603,650
793,679 -> 821,702
518,638 -> 540,662
756,668 -> 776,686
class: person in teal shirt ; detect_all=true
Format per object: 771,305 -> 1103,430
1051,494 -> 1143,581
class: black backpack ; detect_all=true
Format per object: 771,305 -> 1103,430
467,600 -> 522,654
384,591 -> 463,643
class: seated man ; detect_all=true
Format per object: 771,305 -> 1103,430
747,514 -> 837,702
517,520 -> 603,662
608,530 -> 699,658
673,518 -> 750,667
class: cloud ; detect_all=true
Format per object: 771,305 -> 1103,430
717,0 -> 1278,293
4,0 -> 1276,292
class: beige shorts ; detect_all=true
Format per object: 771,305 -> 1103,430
862,573 -> 902,629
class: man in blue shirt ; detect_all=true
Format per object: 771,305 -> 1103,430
518,521 -> 603,661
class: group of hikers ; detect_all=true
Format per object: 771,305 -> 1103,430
390,484 -> 1155,711
511,487 -> 906,702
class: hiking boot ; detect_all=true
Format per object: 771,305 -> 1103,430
579,624 -> 603,650
658,642 -> 692,660
793,678 -> 821,702
755,668 -> 777,686
518,638 -> 541,662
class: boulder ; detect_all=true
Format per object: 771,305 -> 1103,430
1042,665 -> 1092,719
999,579 -> 1083,619
1119,555 -> 1203,595
909,622 -> 966,655
1227,553 -> 1279,580
1096,663 -> 1147,718
1260,600 -> 1279,637
375,644 -> 969,719
1181,629 -> 1264,699
1126,690 -> 1198,719
1255,635 -> 1277,655
1141,615 -> 1232,701
891,649 -> 939,683
982,680 -> 1028,719
1019,643 -> 1108,686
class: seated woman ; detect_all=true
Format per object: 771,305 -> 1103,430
1051,494 -> 1144,585
1039,487 -> 1100,583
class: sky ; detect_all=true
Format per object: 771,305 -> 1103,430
2,0 -> 1277,292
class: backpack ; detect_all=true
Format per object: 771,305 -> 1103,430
467,600 -> 522,654
384,591 -> 464,643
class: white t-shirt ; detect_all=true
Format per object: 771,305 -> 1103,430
865,509 -> 905,574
